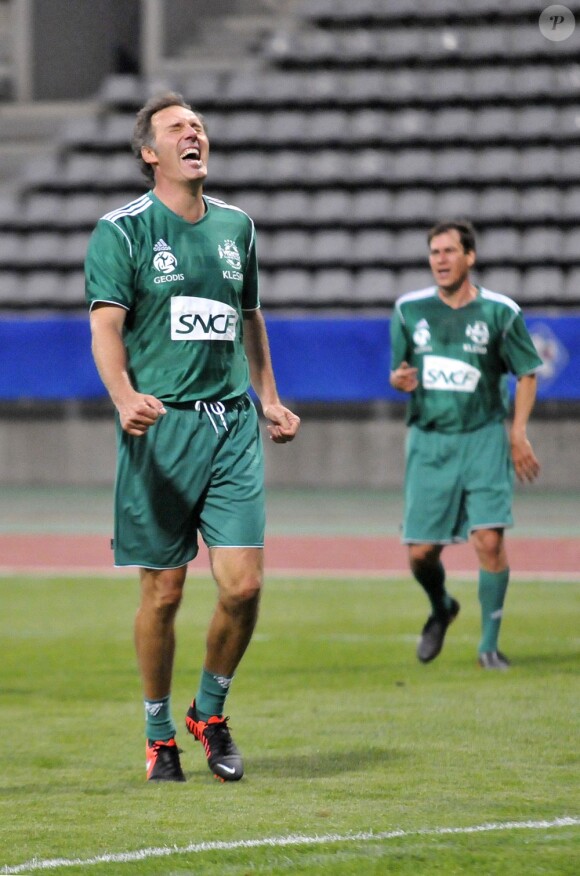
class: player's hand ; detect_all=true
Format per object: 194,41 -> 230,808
262,403 -> 301,444
117,393 -> 167,436
511,433 -> 540,483
390,361 -> 419,393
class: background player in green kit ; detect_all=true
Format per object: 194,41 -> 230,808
85,92 -> 300,782
390,219 -> 542,671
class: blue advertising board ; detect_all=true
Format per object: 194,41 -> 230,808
0,314 -> 578,402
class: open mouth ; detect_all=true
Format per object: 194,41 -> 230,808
180,147 -> 202,166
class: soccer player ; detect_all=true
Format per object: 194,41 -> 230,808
390,219 -> 542,670
85,92 -> 300,782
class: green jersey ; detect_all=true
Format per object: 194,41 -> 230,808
85,192 -> 260,402
390,285 -> 543,433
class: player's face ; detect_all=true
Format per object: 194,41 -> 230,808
142,105 -> 209,185
428,230 -> 475,292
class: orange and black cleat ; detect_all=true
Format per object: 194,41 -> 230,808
185,700 -> 244,782
146,738 -> 186,782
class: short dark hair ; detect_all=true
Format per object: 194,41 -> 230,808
427,219 -> 476,253
131,91 -> 205,184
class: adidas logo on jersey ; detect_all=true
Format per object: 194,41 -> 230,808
153,239 -> 171,252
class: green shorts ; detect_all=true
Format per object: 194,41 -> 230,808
402,421 -> 514,545
113,394 -> 265,568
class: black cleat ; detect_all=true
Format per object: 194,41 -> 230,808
478,650 -> 511,670
185,700 -> 244,782
146,738 -> 186,782
417,597 -> 461,663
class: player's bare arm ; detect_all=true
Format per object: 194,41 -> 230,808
89,302 -> 166,436
243,309 -> 300,444
390,361 -> 419,393
510,374 -> 540,483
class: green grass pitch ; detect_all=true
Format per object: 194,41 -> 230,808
0,574 -> 578,874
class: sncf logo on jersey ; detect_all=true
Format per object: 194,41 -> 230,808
171,296 -> 238,341
218,239 -> 243,280
153,239 -> 184,283
423,355 -> 481,393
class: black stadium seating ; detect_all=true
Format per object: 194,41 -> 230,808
0,0 -> 579,310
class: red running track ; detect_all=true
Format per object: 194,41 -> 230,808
0,534 -> 577,578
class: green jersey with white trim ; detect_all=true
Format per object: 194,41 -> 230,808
390,285 -> 543,433
85,192 -> 259,402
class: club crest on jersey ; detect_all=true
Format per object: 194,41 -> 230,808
413,318 -> 432,351
152,239 -> 184,283
218,239 -> 243,280
464,320 -> 489,353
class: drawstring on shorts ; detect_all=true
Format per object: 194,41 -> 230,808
194,400 -> 229,434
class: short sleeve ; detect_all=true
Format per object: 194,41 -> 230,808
84,220 -> 135,311
241,223 -> 260,311
501,311 -> 544,377
389,303 -> 409,370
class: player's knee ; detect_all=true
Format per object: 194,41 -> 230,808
409,544 -> 441,573
220,571 -> 263,608
141,569 -> 185,615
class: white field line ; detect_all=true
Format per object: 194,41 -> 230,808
1,817 -> 578,874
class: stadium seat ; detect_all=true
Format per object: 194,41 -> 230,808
309,191 -> 352,224
311,268 -> 354,304
265,191 -> 312,224
310,230 -> 355,267
561,228 -> 580,262
305,150 -> 349,185
469,67 -> 513,99
351,190 -> 393,224
352,109 -> 397,143
516,106 -> 560,140
266,269 -> 312,305
351,230 -> 395,267
61,232 -> 91,269
518,188 -> 561,221
477,228 -> 522,263
390,229 -> 430,265
516,147 -> 560,183
396,268 -> 434,294
64,154 -> 106,187
563,267 -> 580,302
477,188 -> 519,222
62,194 -> 107,227
519,267 -> 565,303
24,193 -> 66,226
480,267 -> 522,300
519,228 -> 562,262
0,271 -> 22,304
559,148 -> 580,182
432,108 -> 477,142
561,187 -> 580,221
22,271 -> 63,306
391,189 -> 436,222
304,110 -> 350,145
99,74 -> 143,111
435,188 -> 479,221
59,271 -> 87,306
473,107 -> 514,141
557,107 -> 580,140
267,230 -> 313,265
352,268 -> 397,304
511,65 -> 556,99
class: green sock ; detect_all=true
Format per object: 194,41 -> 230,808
478,568 -> 509,653
413,560 -> 453,618
144,695 -> 176,743
195,668 -> 233,721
